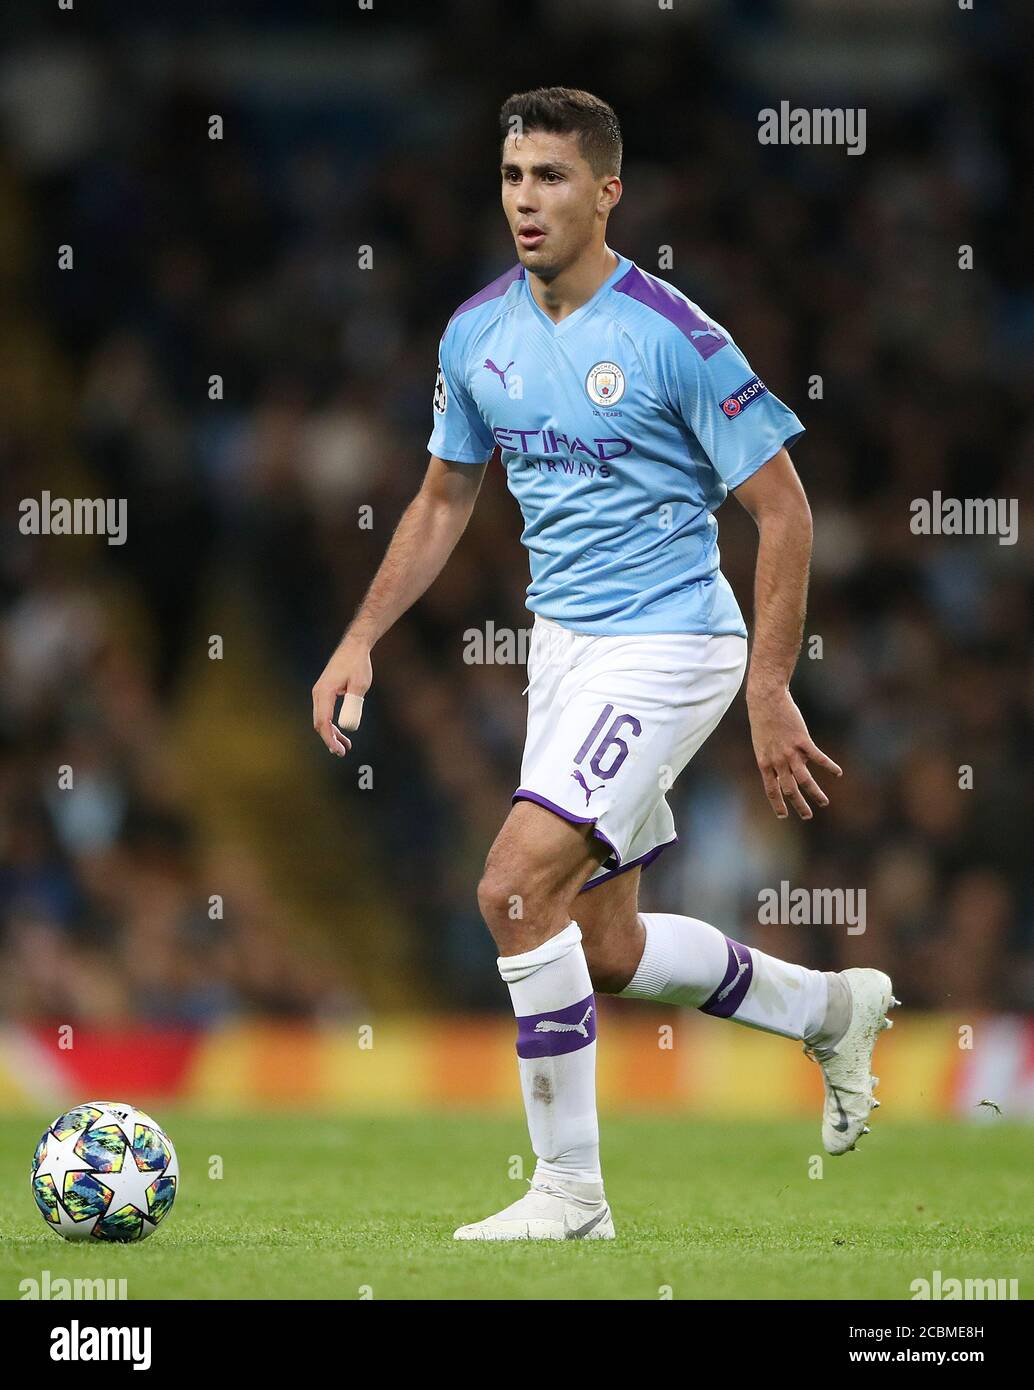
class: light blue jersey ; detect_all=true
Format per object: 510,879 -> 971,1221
427,252 -> 804,636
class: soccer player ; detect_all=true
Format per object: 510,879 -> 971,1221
312,87 -> 898,1240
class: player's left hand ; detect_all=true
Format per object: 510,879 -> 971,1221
747,687 -> 842,820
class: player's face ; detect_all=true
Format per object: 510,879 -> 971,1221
500,130 -> 617,280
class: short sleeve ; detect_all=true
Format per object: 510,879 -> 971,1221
657,327 -> 804,491
426,322 -> 496,464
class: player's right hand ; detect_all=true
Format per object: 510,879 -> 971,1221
312,639 -> 372,757
747,686 -> 842,821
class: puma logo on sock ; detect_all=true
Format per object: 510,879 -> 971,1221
715,960 -> 749,1004
534,1005 -> 594,1039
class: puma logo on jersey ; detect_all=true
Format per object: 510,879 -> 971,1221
484,358 -> 514,388
535,1005 -> 594,1039
686,320 -> 729,358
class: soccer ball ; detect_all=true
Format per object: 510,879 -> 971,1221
31,1100 -> 179,1242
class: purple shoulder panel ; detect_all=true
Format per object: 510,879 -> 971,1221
448,263 -> 525,325
613,264 -> 728,359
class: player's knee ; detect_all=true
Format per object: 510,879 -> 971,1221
476,863 -> 560,948
476,868 -> 515,932
477,868 -> 542,928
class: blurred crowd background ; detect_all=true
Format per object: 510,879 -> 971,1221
1,0 -> 1031,1026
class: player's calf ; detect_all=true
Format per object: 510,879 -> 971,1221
462,803 -> 618,1238
573,869 -> 647,993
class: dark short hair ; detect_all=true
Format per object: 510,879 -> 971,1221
499,87 -> 622,178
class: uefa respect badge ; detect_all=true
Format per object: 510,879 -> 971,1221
720,375 -> 768,418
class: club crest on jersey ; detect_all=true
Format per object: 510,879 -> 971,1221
433,364 -> 448,414
585,360 -> 625,407
720,375 -> 768,418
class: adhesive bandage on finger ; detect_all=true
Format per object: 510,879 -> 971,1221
338,692 -> 364,730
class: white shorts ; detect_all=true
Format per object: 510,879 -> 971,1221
514,615 -> 748,890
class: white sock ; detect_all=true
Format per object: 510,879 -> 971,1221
498,921 -> 601,1186
620,911 -> 838,1044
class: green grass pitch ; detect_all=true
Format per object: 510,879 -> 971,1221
3,1112 -> 1032,1300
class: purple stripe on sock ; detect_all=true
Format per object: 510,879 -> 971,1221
700,938 -> 754,1018
516,993 -> 597,1058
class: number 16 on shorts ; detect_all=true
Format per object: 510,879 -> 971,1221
573,704 -> 642,788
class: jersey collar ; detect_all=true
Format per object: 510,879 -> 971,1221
521,250 -> 632,338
